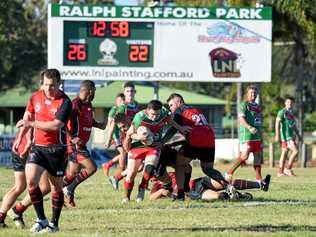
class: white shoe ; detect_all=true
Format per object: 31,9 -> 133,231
226,184 -> 238,200
284,168 -> 296,176
39,222 -> 59,233
121,197 -> 129,204
29,219 -> 48,233
108,176 -> 119,190
136,188 -> 146,203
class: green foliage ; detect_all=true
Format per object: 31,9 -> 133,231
0,0 -> 46,90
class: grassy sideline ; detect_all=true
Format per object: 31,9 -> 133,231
0,165 -> 316,237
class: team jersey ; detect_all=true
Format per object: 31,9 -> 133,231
132,107 -> 170,147
108,105 -> 121,141
175,105 -> 215,148
112,101 -> 140,126
277,108 -> 296,141
26,90 -> 72,146
13,128 -> 32,157
189,176 -> 213,197
238,101 -> 262,143
68,96 -> 97,145
150,172 -> 177,194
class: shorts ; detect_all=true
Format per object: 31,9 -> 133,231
180,142 -> 215,162
281,140 -> 296,149
155,145 -> 178,177
11,152 -> 26,172
112,137 -> 122,148
68,145 -> 91,163
27,145 -> 67,177
129,147 -> 160,161
240,141 -> 263,153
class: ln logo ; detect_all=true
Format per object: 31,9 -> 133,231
209,47 -> 244,78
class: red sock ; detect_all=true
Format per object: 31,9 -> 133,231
63,174 -> 75,187
124,180 -> 134,199
0,212 -> 6,222
114,171 -> 124,181
139,171 -> 151,189
287,163 -> 293,169
15,202 -> 27,214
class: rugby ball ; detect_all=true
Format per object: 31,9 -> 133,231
137,126 -> 154,145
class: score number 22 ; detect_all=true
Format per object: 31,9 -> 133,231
129,45 -> 150,63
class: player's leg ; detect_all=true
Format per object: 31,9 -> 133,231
123,156 -> 142,202
149,188 -> 170,200
63,160 -> 80,186
226,147 -> 249,181
201,190 -> 223,201
137,150 -> 160,202
109,147 -> 127,189
0,170 -> 26,228
253,151 -> 263,181
174,153 -> 191,200
46,174 -> 64,232
102,155 -> 119,177
277,145 -> 288,177
233,174 -> 271,192
64,154 -> 96,207
285,140 -> 298,176
25,162 -> 48,233
9,171 -> 51,229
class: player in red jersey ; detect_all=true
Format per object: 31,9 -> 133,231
166,93 -> 233,200
149,172 -> 177,200
2,128 -> 51,229
16,69 -> 72,233
63,80 -> 105,207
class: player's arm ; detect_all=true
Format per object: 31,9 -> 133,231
13,108 -> 33,153
105,117 -> 115,148
169,115 -> 192,135
293,124 -> 302,141
123,124 -> 136,151
149,188 -> 170,201
20,128 -> 33,158
274,117 -> 281,142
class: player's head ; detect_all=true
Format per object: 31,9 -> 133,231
167,93 -> 184,113
79,80 -> 96,102
40,69 -> 61,97
114,113 -> 128,132
284,96 -> 295,109
245,84 -> 258,102
146,100 -> 162,121
123,81 -> 136,103
115,93 -> 125,106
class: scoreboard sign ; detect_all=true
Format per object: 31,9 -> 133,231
48,4 -> 272,82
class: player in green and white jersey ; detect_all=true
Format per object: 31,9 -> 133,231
226,85 -> 266,182
275,96 -> 301,177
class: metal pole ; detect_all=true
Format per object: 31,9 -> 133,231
269,143 -> 274,168
10,109 -> 14,135
153,81 -> 159,100
236,83 -> 242,154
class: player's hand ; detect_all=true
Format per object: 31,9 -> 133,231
16,119 -> 33,128
20,141 -> 31,158
179,125 -> 192,135
274,135 -> 280,143
11,139 -> 20,154
248,126 -> 257,134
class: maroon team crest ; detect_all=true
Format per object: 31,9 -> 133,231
209,48 -> 242,78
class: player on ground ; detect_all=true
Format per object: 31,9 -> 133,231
226,85 -> 264,182
105,82 -> 141,190
122,100 -> 189,203
63,80 -> 105,207
16,69 -> 72,233
166,93 -> 232,200
101,93 -> 125,177
275,96 -> 301,177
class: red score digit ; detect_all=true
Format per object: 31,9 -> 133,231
67,44 -> 87,61
91,21 -> 106,37
129,45 -> 149,63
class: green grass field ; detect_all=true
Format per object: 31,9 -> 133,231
0,165 -> 316,237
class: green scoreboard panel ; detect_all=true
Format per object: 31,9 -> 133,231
63,21 -> 154,67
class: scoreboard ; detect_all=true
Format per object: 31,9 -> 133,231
48,4 -> 272,82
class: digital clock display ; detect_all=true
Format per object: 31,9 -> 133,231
63,21 -> 154,67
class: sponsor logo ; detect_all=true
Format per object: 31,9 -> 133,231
198,22 -> 260,44
97,39 -> 119,65
35,103 -> 41,112
209,47 -> 244,78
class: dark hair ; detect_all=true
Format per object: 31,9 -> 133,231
113,113 -> 126,123
246,84 -> 258,92
80,80 -> 95,90
116,93 -> 125,99
147,100 -> 163,110
284,96 -> 295,102
166,93 -> 184,103
40,69 -> 61,84
123,81 -> 135,89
